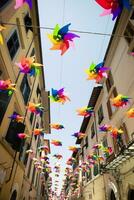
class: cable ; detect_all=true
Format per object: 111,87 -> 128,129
1,21 -> 134,39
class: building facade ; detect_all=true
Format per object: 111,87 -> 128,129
0,1 -> 51,200
66,7 -> 134,200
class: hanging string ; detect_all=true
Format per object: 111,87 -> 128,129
1,21 -> 133,39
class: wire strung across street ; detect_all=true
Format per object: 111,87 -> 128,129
1,21 -> 133,39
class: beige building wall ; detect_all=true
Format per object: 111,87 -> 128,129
0,1 -> 50,200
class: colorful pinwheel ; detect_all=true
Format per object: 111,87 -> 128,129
0,25 -> 6,45
111,94 -> 130,107
14,0 -> 32,9
72,132 -> 86,139
53,154 -> 63,159
27,102 -> 44,115
68,146 -> 79,152
8,112 -> 24,123
16,57 -> 43,76
0,79 -> 16,96
18,133 -> 29,139
127,108 -> 134,118
110,128 -> 123,138
51,140 -> 62,146
38,145 -> 49,153
50,123 -> 64,130
99,124 -> 112,132
33,128 -> 44,136
95,0 -> 131,20
48,23 -> 80,55
49,88 -> 70,104
77,106 -> 94,118
85,62 -> 109,83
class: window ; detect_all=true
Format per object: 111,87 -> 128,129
36,85 -> 41,97
91,123 -> 95,139
107,87 -> 118,119
20,75 -> 30,105
0,0 -> 10,10
87,168 -> 92,181
113,123 -> 129,154
102,137 -> 108,148
7,30 -> 20,60
30,112 -> 34,124
5,120 -> 25,151
106,71 -> 114,93
24,13 -> 33,33
30,48 -> 35,57
124,21 -> 134,45
0,92 -> 11,124
85,136 -> 88,148
27,158 -> 32,178
93,164 -> 99,176
32,166 -> 36,185
98,105 -> 104,124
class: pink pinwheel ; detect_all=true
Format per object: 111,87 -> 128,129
18,133 -> 29,139
14,0 -> 32,9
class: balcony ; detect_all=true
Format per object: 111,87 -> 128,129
101,139 -> 134,171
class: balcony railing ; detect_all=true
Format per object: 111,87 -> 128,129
101,139 -> 134,171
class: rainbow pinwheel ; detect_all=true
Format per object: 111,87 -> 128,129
0,79 -> 16,96
48,23 -> 80,55
49,88 -> 70,104
110,128 -> 123,139
9,112 -> 24,123
127,108 -> 134,118
96,0 -> 131,21
51,140 -> 62,146
27,102 -> 44,115
85,62 -> 109,83
77,106 -> 94,118
111,94 -> 130,107
0,25 -> 6,45
72,132 -> 86,139
18,133 -> 29,139
53,154 -> 63,159
99,124 -> 112,132
33,128 -> 44,136
68,146 -> 79,152
50,123 -> 64,130
16,57 -> 43,76
14,0 -> 32,9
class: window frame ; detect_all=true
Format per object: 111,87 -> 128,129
107,87 -> 118,119
7,29 -> 20,60
98,104 -> 104,124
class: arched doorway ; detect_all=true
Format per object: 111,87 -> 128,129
10,190 -> 17,200
110,190 -> 116,200
128,189 -> 134,200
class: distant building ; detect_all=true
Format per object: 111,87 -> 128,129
0,1 -> 51,200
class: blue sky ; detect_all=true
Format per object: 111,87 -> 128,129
38,0 -> 115,194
